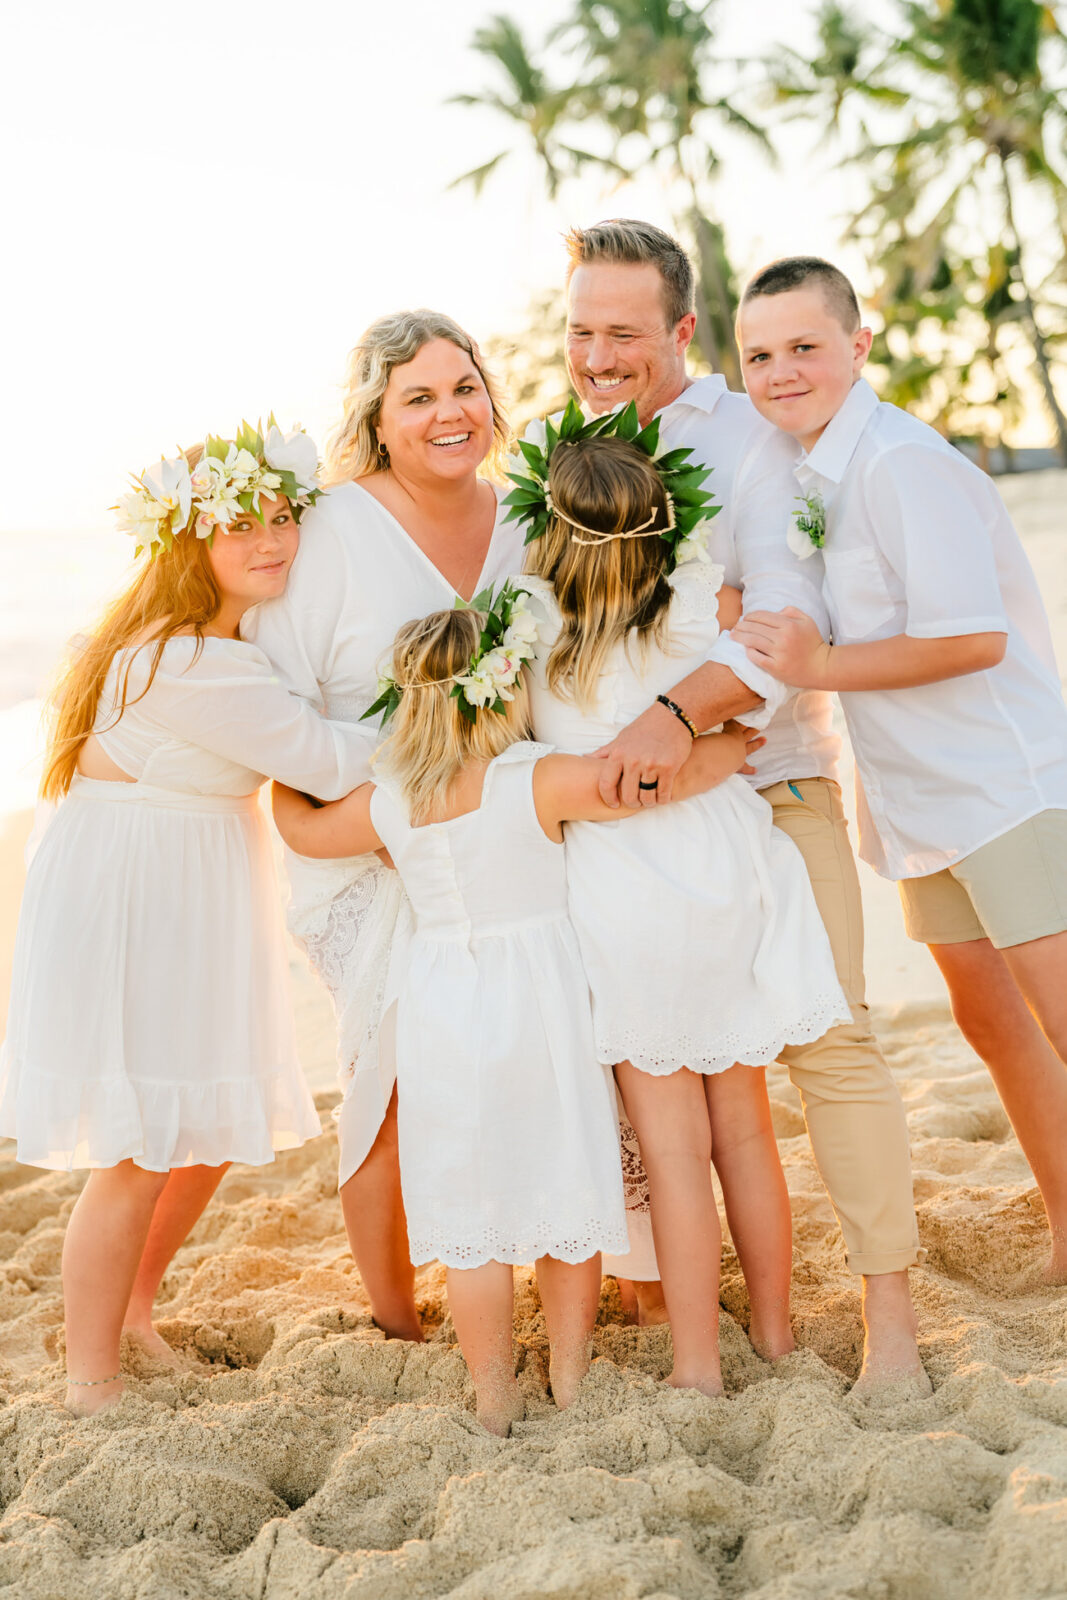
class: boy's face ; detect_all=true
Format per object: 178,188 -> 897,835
738,286 -> 872,452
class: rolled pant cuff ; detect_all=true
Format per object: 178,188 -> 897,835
846,1244 -> 925,1276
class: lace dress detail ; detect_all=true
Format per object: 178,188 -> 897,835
619,1113 -> 651,1215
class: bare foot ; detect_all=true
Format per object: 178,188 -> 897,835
370,1308 -> 425,1342
667,1368 -> 723,1399
634,1281 -> 670,1328
749,1325 -> 796,1363
852,1270 -> 930,1398
475,1376 -> 525,1437
122,1323 -> 184,1368
1043,1248 -> 1067,1286
65,1377 -> 124,1417
549,1346 -> 590,1410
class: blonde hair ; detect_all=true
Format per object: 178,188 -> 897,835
41,444 -> 223,801
565,219 -> 695,329
523,435 -> 674,710
376,608 -> 531,824
324,309 -> 512,484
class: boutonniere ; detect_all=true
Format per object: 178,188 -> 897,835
787,490 -> 826,561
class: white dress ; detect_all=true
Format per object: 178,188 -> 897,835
368,744 -> 628,1268
522,565 -> 851,1075
0,636 -> 373,1173
242,483 -> 525,1185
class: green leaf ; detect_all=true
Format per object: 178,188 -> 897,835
517,438 -> 548,472
634,417 -> 662,455
205,435 -> 228,461
614,402 -> 641,441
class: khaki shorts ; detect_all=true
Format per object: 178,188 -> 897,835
899,809 -> 1067,950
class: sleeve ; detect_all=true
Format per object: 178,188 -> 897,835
865,445 -> 1009,638
148,640 -> 375,801
705,428 -> 829,718
240,494 -> 351,708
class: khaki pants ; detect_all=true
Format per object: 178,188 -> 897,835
761,778 -> 920,1276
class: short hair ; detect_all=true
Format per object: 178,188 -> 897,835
741,256 -> 861,332
565,219 -> 695,329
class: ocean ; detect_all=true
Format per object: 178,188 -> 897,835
0,528 -> 132,819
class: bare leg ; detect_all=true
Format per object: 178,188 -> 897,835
615,1061 -> 722,1396
446,1261 -> 523,1435
339,1086 -> 422,1340
613,1276 -> 669,1326
62,1161 -> 170,1415
853,1270 -> 925,1395
124,1162 -> 230,1360
536,1252 -> 601,1409
705,1065 -> 794,1361
932,935 -> 1067,1279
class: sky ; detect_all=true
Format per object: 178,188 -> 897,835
0,0 -> 1028,537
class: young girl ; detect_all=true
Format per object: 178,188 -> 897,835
0,423 -> 373,1415
511,410 -> 852,1397
272,591 -> 759,1433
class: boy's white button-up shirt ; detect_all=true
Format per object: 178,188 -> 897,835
796,377 -> 1067,880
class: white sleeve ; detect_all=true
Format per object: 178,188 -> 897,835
866,446 -> 1009,638
147,641 -> 375,800
706,429 -> 829,717
240,496 -> 351,708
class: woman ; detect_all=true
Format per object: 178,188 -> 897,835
243,312 -> 523,1340
0,424 -> 373,1412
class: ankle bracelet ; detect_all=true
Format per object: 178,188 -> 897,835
66,1372 -> 122,1387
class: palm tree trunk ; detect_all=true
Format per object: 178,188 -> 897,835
999,155 -> 1067,466
684,175 -> 742,389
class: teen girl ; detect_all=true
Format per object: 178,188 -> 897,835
0,425 -> 372,1414
513,411 -> 851,1396
272,590 -> 758,1433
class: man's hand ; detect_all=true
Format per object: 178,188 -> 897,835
593,700 -> 693,808
732,607 -> 831,689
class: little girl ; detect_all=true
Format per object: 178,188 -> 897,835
510,408 -> 851,1396
0,423 -> 373,1414
272,589 -> 758,1433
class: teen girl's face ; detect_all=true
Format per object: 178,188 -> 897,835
738,287 -> 873,452
206,494 -> 299,605
375,338 -> 495,484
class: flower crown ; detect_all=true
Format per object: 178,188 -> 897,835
361,581 -> 540,729
503,399 -> 720,571
115,417 -> 322,558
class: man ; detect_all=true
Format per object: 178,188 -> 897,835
563,218 -> 925,1392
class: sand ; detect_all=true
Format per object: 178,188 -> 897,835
0,470 -> 1064,1599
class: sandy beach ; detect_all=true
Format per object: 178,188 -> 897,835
0,470 -> 1064,1599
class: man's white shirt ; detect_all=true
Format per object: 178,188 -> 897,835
795,378 -> 1067,879
526,375 -> 842,790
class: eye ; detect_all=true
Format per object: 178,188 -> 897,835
795,343 -> 815,353
456,384 -> 476,395
407,393 -> 431,405
748,352 -> 768,364
613,334 -> 634,343
567,329 -> 590,339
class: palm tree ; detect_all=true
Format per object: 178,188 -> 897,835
770,0 -> 1067,461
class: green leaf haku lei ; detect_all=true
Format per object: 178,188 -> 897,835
502,398 -> 720,570
360,580 -> 538,730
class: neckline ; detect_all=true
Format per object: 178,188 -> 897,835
348,479 -> 504,603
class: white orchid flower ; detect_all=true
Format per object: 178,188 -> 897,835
673,520 -> 711,567
264,425 -> 320,492
455,670 -> 499,708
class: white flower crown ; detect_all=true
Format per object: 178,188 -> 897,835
114,417 -> 321,558
363,583 -> 541,727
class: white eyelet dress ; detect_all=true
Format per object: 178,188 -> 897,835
521,566 -> 852,1076
0,636 -> 373,1173
367,743 -> 629,1268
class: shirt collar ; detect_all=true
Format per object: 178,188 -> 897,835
657,372 -> 729,422
796,377 -> 880,485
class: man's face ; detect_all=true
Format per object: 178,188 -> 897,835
566,261 -> 695,425
738,286 -> 872,451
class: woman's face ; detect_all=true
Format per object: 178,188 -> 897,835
375,337 -> 495,483
205,494 -> 300,605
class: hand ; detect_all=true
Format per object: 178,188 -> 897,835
593,700 -> 693,808
721,720 -> 767,776
732,607 -> 832,688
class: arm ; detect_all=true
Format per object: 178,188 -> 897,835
735,607 -> 1007,690
272,780 -> 382,858
536,723 -> 764,835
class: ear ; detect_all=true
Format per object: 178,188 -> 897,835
675,311 -> 697,356
853,325 -> 873,374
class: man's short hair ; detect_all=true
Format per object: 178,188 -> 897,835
741,256 -> 861,332
565,219 -> 695,328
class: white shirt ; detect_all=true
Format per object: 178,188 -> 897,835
796,378 -> 1067,879
653,375 -> 841,789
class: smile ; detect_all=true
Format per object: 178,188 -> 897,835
587,375 -> 628,389
430,433 -> 471,447
252,561 -> 286,574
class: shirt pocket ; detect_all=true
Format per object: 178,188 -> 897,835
823,547 -> 899,642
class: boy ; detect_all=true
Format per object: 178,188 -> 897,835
734,256 -> 1067,1280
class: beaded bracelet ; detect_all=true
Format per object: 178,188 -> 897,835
66,1372 -> 122,1386
656,694 -> 698,740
